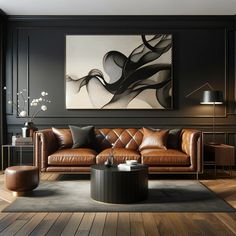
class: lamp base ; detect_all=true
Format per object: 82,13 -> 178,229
207,141 -> 221,145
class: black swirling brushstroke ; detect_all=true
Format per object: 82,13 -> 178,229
66,34 -> 172,109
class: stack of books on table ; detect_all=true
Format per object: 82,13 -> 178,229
118,162 -> 145,171
13,137 -> 33,146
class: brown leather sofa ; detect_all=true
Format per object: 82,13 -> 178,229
34,128 -> 202,178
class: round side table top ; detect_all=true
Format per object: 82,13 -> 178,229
91,164 -> 148,172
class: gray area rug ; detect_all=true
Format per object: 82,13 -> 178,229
3,180 -> 235,212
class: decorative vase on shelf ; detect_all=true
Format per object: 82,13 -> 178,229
22,122 -> 38,138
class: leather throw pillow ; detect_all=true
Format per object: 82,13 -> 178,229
52,127 -> 73,149
139,128 -> 169,151
69,125 -> 95,149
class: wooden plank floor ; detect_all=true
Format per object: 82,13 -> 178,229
0,171 -> 235,236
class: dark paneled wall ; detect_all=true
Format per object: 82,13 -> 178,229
5,16 -> 236,148
0,11 -> 7,147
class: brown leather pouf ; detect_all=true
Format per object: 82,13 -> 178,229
5,166 -> 39,197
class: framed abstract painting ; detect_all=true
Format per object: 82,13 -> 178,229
65,34 -> 173,109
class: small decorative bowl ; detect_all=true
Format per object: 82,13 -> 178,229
126,160 -> 138,165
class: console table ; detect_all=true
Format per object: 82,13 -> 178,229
90,165 -> 148,204
204,144 -> 235,176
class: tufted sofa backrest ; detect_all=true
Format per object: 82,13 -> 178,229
95,128 -> 143,150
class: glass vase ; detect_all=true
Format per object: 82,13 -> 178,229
22,122 -> 38,138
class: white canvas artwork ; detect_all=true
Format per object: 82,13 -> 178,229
65,35 -> 172,109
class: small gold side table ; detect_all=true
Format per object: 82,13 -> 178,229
1,144 -> 34,170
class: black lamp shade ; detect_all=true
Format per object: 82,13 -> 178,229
200,90 -> 223,104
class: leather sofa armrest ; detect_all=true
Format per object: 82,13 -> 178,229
34,129 -> 58,172
181,129 -> 203,173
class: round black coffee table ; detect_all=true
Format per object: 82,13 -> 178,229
90,165 -> 148,204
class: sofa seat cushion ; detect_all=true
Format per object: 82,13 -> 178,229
96,148 -> 141,164
141,149 -> 190,166
48,148 -> 97,166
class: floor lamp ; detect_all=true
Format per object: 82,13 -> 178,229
185,82 -> 224,145
200,90 -> 223,144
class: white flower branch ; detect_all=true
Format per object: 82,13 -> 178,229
7,89 -> 51,122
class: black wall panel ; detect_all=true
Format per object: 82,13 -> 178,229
4,16 -> 236,146
0,12 -> 7,144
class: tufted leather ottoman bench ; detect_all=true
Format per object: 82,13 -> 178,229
5,166 -> 39,197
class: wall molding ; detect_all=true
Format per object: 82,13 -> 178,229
0,12 -> 7,163
7,15 -> 235,30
